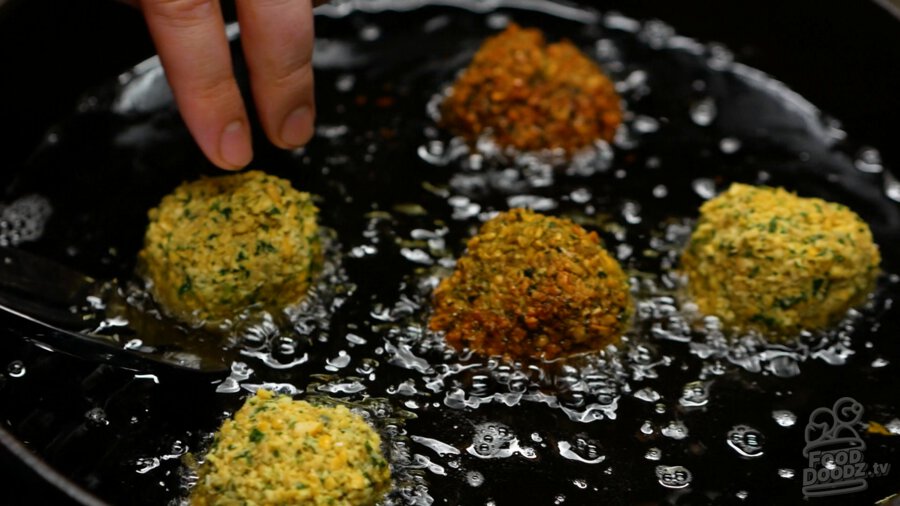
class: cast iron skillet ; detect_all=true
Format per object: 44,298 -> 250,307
1,1 -> 899,505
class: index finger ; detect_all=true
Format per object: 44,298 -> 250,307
140,0 -> 253,169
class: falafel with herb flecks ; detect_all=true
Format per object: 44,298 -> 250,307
140,171 -> 320,327
430,208 -> 632,361
189,389 -> 391,506
681,183 -> 881,339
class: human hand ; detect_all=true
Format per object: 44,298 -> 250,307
132,0 -> 318,169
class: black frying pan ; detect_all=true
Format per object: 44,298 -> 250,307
1,1 -> 899,505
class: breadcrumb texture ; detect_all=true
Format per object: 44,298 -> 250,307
681,183 -> 881,338
190,389 -> 391,506
141,170 -> 320,326
440,23 -> 622,154
430,208 -> 632,361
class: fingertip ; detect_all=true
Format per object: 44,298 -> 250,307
218,120 -> 254,169
279,105 -> 315,148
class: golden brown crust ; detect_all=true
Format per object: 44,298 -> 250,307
430,209 -> 632,361
440,23 -> 622,154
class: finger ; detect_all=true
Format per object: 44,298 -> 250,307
140,0 -> 253,169
236,0 -> 316,149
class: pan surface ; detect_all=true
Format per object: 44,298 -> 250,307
1,1 -> 899,505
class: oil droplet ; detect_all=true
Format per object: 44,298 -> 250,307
486,13 -> 510,29
632,116 -> 660,134
778,468 -> 795,479
871,357 -> 889,368
655,465 -> 692,489
679,381 -> 710,407
135,457 -> 160,475
692,178 -> 717,199
621,201 -> 642,224
885,171 -> 900,202
557,439 -> 605,464
7,361 -> 25,378
634,387 -> 660,403
726,425 -> 764,457
645,448 -> 662,461
855,147 -> 883,173
85,407 -> 109,427
661,421 -> 688,440
689,98 -> 717,126
411,435 -> 460,456
719,137 -> 741,154
467,423 -> 534,459
772,410 -> 797,427
359,25 -> 381,41
652,184 -> 668,198
325,350 -> 351,370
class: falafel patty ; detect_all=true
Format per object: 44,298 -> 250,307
190,389 -> 391,506
681,183 -> 880,338
141,170 -> 320,326
430,208 -> 632,361
439,23 -> 622,154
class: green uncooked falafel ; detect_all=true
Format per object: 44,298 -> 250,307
141,171 -> 320,326
190,389 -> 391,506
681,183 -> 881,338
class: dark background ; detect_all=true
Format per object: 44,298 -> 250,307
0,0 -> 898,504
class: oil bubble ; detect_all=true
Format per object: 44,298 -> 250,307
719,137 -> 741,154
655,465 -> 692,489
467,423 -> 534,460
661,421 -> 688,440
0,195 -> 53,247
689,98 -> 717,126
855,147 -> 883,173
85,407 -> 109,427
726,425 -> 764,458
772,410 -> 797,427
692,177 -> 717,199
679,381 -> 710,407
7,361 -> 25,378
466,470 -> 485,487
557,438 -> 605,464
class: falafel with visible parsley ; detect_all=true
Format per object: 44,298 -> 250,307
190,389 -> 391,506
140,171 -> 320,326
681,183 -> 880,339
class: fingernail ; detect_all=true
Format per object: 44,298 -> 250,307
280,106 -> 314,147
220,120 -> 252,168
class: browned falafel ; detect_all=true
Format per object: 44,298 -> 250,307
430,208 -> 632,361
440,23 -> 622,154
